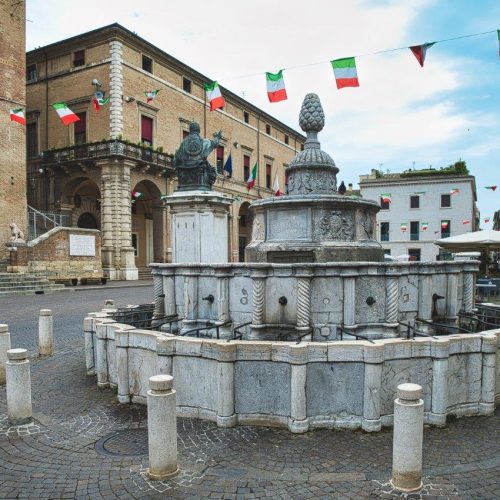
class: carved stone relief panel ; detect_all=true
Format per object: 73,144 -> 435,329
313,210 -> 355,241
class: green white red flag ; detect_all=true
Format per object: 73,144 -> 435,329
131,190 -> 144,199
273,173 -> 282,196
401,223 -> 407,232
331,57 -> 359,89
144,90 -> 160,103
497,30 -> 500,60
381,193 -> 392,203
450,188 -> 460,195
52,103 -> 79,126
266,70 -> 287,103
409,42 -> 435,67
92,96 -> 110,112
484,217 -> 490,223
421,222 -> 429,231
247,162 -> 258,189
204,81 -> 225,111
485,185 -> 497,191
463,219 -> 470,225
9,108 -> 25,125
441,221 -> 449,229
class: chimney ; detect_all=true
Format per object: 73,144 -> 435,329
348,183 -> 353,192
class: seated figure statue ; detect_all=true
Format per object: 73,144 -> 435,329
173,122 -> 222,191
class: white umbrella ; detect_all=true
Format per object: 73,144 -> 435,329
434,229 -> 500,251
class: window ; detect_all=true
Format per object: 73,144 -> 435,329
408,249 -> 421,262
300,143 -> 305,151
26,64 -> 37,81
243,154 -> 250,181
441,194 -> 451,208
265,164 -> 272,189
243,111 -> 249,124
141,115 -> 153,146
182,77 -> 192,93
285,170 -> 289,194
410,195 -> 420,209
384,249 -> 391,256
410,221 -> 419,241
216,145 -> 224,174
380,197 -> 390,210
142,55 -> 153,73
441,220 -> 450,238
265,124 -> 271,135
74,112 -> 86,144
73,50 -> 85,67
284,134 -> 289,145
26,123 -> 38,158
132,233 -> 139,257
380,222 -> 390,242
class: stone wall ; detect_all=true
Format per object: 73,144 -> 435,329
83,312 -> 499,432
8,227 -> 102,279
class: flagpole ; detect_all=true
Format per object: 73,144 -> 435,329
203,90 -> 207,137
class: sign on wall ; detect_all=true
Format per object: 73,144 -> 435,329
69,234 -> 96,256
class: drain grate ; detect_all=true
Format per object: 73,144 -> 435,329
95,428 -> 148,457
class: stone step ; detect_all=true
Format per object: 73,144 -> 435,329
0,279 -> 50,286
0,284 -> 64,292
0,287 -> 65,297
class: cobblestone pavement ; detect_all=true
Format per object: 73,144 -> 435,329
0,290 -> 499,499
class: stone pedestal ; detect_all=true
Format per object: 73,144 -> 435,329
38,309 -> 53,356
6,349 -> 32,425
165,191 -> 232,263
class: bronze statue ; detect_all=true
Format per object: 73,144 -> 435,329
173,122 -> 222,191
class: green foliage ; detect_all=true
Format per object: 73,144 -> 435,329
401,160 -> 469,178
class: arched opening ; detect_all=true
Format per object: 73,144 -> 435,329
131,179 -> 165,269
77,212 -> 98,229
238,202 -> 251,262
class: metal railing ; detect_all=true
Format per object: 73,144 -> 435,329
338,325 -> 375,343
180,320 -> 232,339
27,205 -> 65,241
458,311 -> 498,333
416,318 -> 472,335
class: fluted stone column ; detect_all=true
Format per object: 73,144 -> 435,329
215,269 -> 232,337
479,333 -> 497,415
362,344 -> 384,432
109,40 -> 124,139
181,271 -> 199,331
0,324 -> 11,384
418,268 -> 432,329
250,269 -> 267,338
463,272 -> 474,313
296,268 -> 313,335
343,276 -> 356,327
385,270 -> 399,325
446,270 -> 459,318
163,270 -> 176,317
429,338 -> 449,426
152,269 -> 165,320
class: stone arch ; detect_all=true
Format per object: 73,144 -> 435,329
63,178 -> 101,228
131,179 -> 165,267
77,212 -> 99,229
238,202 -> 252,262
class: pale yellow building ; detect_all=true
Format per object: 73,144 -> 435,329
26,24 -> 305,279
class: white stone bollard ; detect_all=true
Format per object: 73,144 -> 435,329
6,349 -> 32,425
0,324 -> 12,384
38,309 -> 53,356
147,375 -> 179,480
391,383 -> 424,492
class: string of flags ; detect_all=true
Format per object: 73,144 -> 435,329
145,89 -> 160,103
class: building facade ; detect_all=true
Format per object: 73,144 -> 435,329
26,24 -> 305,279
0,0 -> 27,261
359,169 -> 478,261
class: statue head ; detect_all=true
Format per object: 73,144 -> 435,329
189,122 -> 201,134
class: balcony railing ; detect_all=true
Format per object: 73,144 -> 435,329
410,232 -> 420,241
41,140 -> 174,172
380,234 -> 389,242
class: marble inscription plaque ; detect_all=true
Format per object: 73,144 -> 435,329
69,235 -> 96,256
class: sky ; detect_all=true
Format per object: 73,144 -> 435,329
26,0 -> 500,225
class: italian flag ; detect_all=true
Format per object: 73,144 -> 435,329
462,219 -> 470,225
204,81 -> 225,111
409,42 -> 435,67
401,223 -> 407,232
421,222 -> 429,231
266,70 -> 287,103
450,188 -> 460,195
441,221 -> 449,229
52,103 -> 79,126
9,108 -> 25,125
485,185 -> 497,191
414,191 -> 425,196
273,173 -> 282,196
484,217 -> 490,223
381,193 -> 392,203
247,162 -> 258,189
331,57 -> 359,89
92,96 -> 110,112
145,90 -> 160,103
131,190 -> 144,199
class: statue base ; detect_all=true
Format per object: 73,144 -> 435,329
165,191 -> 232,263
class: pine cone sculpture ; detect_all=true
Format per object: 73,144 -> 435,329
299,93 -> 325,133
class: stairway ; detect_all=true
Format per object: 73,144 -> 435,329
0,273 -> 65,297
137,267 -> 153,280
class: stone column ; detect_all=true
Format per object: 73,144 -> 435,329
288,345 -> 309,433
181,271 -> 199,331
0,324 -> 11,384
152,269 -> 165,320
362,344 -> 384,432
343,276 -> 356,327
6,349 -> 32,425
216,343 -> 237,428
147,375 -> 179,480
115,328 -> 131,404
95,319 -> 116,389
163,271 -> 176,317
38,309 -> 53,356
109,40 -> 124,139
385,271 -> 399,325
215,269 -> 232,337
418,268 -> 432,329
463,272 -> 474,313
446,271 -> 458,318
429,338 -> 449,426
100,162 -> 119,280
479,333 -> 496,416
391,383 -> 424,493
296,268 -> 313,334
250,269 -> 267,338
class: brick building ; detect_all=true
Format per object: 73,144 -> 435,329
0,0 -> 27,261
359,167 -> 479,261
26,24 -> 305,279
